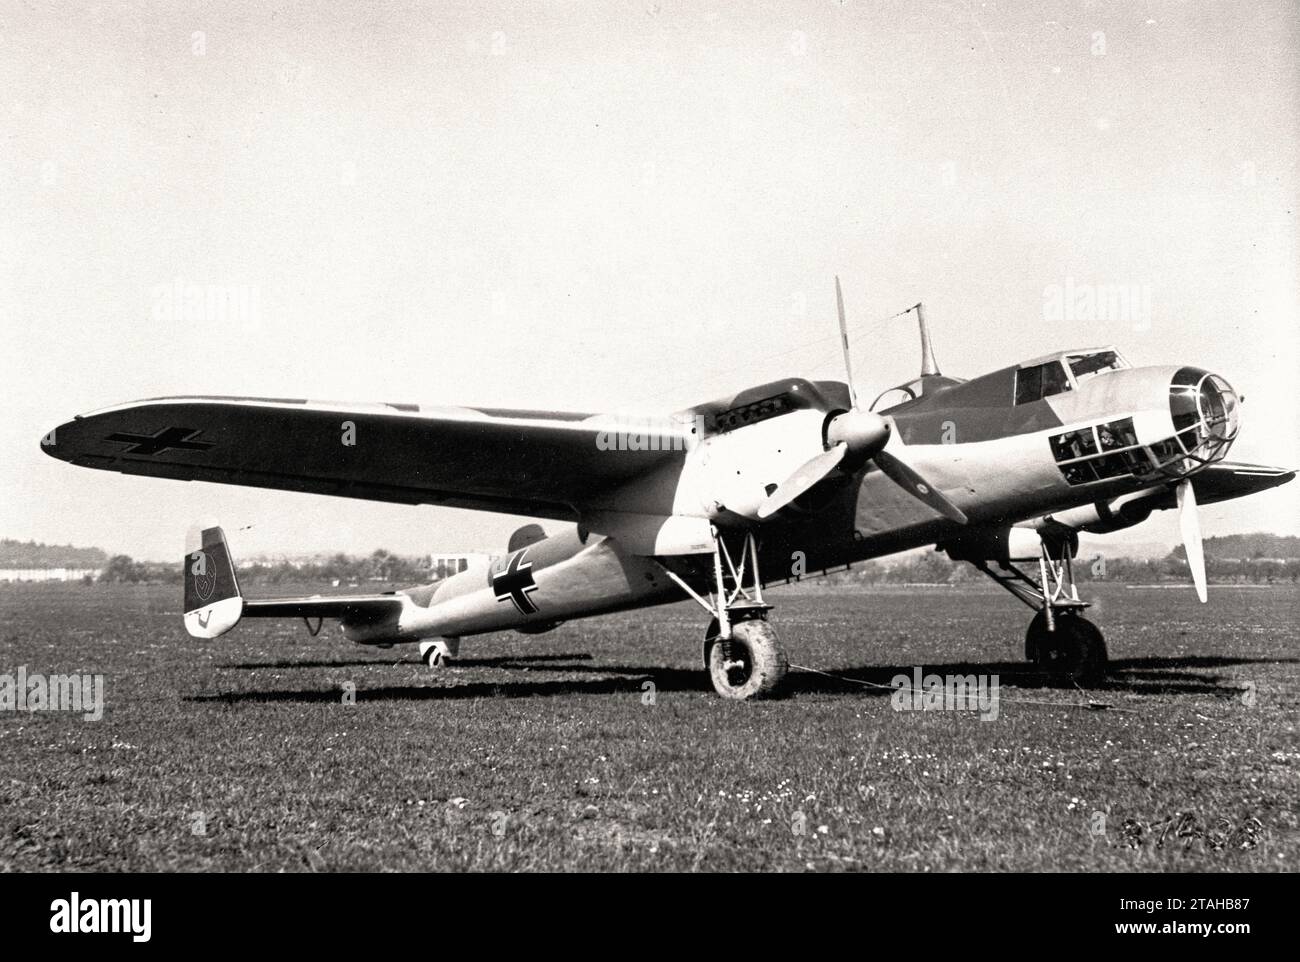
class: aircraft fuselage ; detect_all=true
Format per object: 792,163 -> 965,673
357,352 -> 1251,645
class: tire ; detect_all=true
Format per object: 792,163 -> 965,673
707,619 -> 788,700
1025,609 -> 1049,661
420,640 -> 452,668
1032,612 -> 1108,686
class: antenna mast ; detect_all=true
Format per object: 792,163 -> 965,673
915,302 -> 940,377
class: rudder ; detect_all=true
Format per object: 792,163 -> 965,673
183,525 -> 243,638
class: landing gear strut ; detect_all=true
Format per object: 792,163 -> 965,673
658,530 -> 788,700
973,525 -> 1109,685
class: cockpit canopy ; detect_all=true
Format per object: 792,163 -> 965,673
869,374 -> 966,413
1013,348 -> 1131,405
1066,349 -> 1128,382
870,348 -> 1131,413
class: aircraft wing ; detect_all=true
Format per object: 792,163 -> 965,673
42,396 -> 690,521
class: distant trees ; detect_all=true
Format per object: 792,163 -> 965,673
75,550 -> 435,586
243,551 -> 430,586
1169,533 -> 1300,561
18,534 -> 1300,590
821,549 -> 1300,586
0,538 -> 107,568
99,555 -> 146,583
369,548 -> 400,582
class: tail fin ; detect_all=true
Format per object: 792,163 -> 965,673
183,525 -> 243,638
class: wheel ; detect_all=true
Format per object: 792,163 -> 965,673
707,618 -> 788,700
1030,611 -> 1108,685
419,639 -> 453,668
1025,609 -> 1049,661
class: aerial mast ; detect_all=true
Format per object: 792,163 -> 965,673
915,302 -> 940,377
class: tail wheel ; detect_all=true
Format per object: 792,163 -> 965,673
1030,611 -> 1108,686
419,640 -> 453,669
706,618 -> 788,700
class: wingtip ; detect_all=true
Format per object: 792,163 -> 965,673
38,421 -> 73,460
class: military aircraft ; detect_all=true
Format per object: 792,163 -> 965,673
41,280 -> 1293,699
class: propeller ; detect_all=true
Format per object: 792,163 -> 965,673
1176,478 -> 1208,603
874,449 -> 968,524
756,277 -> 968,523
836,276 -> 858,407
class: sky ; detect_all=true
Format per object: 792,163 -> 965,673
1,0 -> 1296,561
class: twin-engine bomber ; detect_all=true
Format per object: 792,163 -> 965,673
43,280 -> 1293,699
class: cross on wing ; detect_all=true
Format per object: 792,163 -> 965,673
105,426 -> 215,456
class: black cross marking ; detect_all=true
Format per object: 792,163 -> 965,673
105,427 -> 215,456
492,549 -> 539,615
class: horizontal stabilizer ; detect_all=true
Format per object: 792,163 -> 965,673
182,524 -> 409,639
243,595 -> 404,627
1186,461 -> 1295,504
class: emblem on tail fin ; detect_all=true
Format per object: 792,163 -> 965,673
192,551 -> 216,602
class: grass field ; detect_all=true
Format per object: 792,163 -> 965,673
1,581 -> 1296,871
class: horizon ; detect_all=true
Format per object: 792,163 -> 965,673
4,529 -> 1297,567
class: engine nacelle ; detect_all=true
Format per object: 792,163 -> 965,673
944,522 -> 1077,563
946,486 -> 1167,564
1045,490 -> 1161,534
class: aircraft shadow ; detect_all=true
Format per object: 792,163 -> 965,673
221,653 -> 595,671
188,654 -> 1292,703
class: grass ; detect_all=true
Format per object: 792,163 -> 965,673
0,581 -> 1296,871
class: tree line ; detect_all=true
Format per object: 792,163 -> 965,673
0,538 -> 107,568
829,552 -> 1300,585
97,549 -> 433,585
89,547 -> 1300,586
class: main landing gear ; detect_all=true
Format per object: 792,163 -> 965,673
973,526 -> 1109,685
658,531 -> 788,700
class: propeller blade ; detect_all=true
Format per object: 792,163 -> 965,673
873,450 -> 969,524
834,276 -> 858,408
757,443 -> 849,519
1176,478 -> 1208,603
